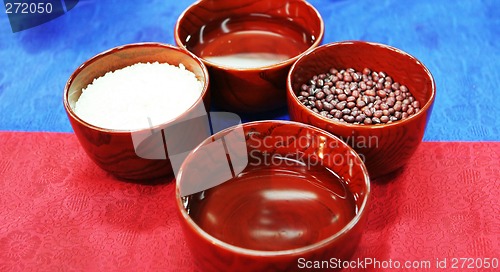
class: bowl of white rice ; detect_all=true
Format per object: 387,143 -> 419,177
63,43 -> 210,181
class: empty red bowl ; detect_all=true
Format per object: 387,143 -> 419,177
175,0 -> 324,113
176,120 -> 370,271
287,41 -> 436,179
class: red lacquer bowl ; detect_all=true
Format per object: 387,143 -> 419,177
287,41 -> 436,179
175,0 -> 324,113
176,120 -> 370,271
63,43 -> 210,181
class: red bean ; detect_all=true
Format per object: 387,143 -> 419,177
315,91 -> 325,100
334,111 -> 342,119
323,102 -> 334,111
365,90 -> 376,96
315,100 -> 323,110
336,101 -> 346,110
326,94 -> 334,102
391,82 -> 400,90
363,108 -> 372,117
357,99 -> 366,108
386,97 -> 396,107
344,115 -> 355,123
377,90 -> 387,98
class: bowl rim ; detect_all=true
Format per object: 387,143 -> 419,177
173,0 -> 325,71
63,42 -> 210,133
286,40 -> 436,129
175,120 -> 371,256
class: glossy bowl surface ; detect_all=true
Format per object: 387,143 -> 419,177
175,0 -> 324,113
176,120 -> 370,271
287,41 -> 436,178
64,43 -> 210,181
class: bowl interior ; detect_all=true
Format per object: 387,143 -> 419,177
65,43 -> 208,118
177,121 -> 370,253
289,41 -> 435,110
175,0 -> 324,67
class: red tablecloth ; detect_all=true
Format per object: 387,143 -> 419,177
0,132 -> 498,271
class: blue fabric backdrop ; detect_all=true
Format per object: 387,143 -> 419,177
0,0 -> 498,141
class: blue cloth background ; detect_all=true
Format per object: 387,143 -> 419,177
0,0 -> 498,141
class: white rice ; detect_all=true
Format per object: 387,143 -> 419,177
74,62 -> 203,130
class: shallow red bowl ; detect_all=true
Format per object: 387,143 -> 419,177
287,41 -> 436,179
176,120 -> 370,271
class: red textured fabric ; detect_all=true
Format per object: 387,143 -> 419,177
0,132 -> 498,271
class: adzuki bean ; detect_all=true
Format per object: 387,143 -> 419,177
296,68 -> 421,124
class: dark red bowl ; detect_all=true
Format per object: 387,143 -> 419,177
176,120 -> 370,271
63,43 -> 210,181
287,41 -> 436,179
174,0 -> 324,113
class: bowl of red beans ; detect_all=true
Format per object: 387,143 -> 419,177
287,41 -> 436,178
